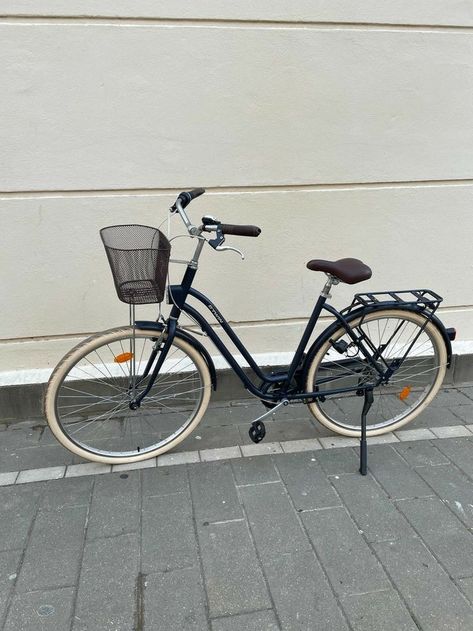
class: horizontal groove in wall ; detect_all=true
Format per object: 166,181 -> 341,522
438,305 -> 473,314
1,16 -> 473,32
0,317 -> 330,344
1,304 -> 472,345
2,178 -> 473,200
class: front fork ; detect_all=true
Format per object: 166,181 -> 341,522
129,319 -> 177,409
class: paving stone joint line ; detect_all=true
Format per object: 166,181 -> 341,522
231,470 -> 286,629
1,423 -> 473,487
272,454 -> 355,630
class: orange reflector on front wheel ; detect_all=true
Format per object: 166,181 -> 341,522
114,352 -> 133,363
399,386 -> 411,401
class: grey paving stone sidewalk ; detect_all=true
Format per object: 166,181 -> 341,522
2,440 -> 473,630
1,385 -> 473,629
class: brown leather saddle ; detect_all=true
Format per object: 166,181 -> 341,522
306,258 -> 372,285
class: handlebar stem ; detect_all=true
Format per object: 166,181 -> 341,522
189,237 -> 206,269
173,199 -> 200,236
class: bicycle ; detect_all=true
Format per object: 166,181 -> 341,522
44,188 -> 456,465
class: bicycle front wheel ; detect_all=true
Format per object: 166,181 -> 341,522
45,327 -> 211,463
306,309 -> 447,436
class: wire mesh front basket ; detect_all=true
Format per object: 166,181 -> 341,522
100,224 -> 171,304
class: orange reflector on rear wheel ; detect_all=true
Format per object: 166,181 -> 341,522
114,352 -> 133,363
399,386 -> 411,401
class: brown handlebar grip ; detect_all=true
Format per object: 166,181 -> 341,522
220,224 -> 261,237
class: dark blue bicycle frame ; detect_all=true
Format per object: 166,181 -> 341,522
131,259 -> 451,408
137,264 -> 387,404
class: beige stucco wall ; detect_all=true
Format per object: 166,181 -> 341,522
1,2 -> 473,382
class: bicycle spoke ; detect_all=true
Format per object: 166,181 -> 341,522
66,362 -> 125,393
69,400 -> 129,435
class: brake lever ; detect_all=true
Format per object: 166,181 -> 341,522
206,221 -> 245,259
215,245 -> 245,260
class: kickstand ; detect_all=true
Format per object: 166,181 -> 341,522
360,386 -> 374,476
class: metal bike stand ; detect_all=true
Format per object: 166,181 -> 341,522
360,386 -> 374,476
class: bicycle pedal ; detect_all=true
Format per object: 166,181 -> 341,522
249,421 -> 266,444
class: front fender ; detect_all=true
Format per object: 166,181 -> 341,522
135,321 -> 217,390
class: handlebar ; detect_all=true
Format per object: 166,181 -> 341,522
171,188 -> 205,212
220,224 -> 261,238
170,188 -> 262,247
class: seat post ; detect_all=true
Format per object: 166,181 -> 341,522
320,274 -> 339,299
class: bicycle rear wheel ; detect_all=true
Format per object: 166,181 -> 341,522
45,327 -> 211,463
305,309 -> 447,436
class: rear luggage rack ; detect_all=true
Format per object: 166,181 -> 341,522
342,289 -> 443,316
